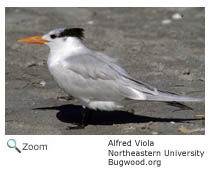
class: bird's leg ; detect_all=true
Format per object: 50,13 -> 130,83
78,106 -> 94,128
78,106 -> 87,128
66,106 -> 92,130
68,106 -> 87,129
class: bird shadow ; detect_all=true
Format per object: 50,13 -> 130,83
33,104 -> 201,126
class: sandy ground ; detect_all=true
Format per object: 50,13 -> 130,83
5,7 -> 205,135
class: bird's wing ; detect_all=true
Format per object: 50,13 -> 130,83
64,51 -> 158,101
64,51 -> 121,80
64,51 -> 202,102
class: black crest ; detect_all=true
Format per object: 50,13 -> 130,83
59,28 -> 84,40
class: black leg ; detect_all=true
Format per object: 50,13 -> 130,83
78,108 -> 87,128
66,106 -> 89,130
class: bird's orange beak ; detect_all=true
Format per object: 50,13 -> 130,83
18,36 -> 49,44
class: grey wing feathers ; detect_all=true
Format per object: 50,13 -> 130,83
64,51 -> 123,80
64,50 -> 202,102
65,50 -> 158,95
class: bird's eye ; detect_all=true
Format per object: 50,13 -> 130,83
50,34 -> 57,39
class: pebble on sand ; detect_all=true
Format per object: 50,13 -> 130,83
161,19 -> 172,25
172,13 -> 183,20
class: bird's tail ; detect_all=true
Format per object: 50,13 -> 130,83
119,75 -> 203,102
145,90 -> 203,102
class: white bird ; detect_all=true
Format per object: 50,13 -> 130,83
19,28 -> 202,127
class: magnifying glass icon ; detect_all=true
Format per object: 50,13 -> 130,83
7,139 -> 21,153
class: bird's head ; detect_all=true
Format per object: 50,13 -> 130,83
18,28 -> 84,49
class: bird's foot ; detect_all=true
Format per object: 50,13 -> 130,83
65,107 -> 93,130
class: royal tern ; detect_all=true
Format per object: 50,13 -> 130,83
19,28 -> 202,127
